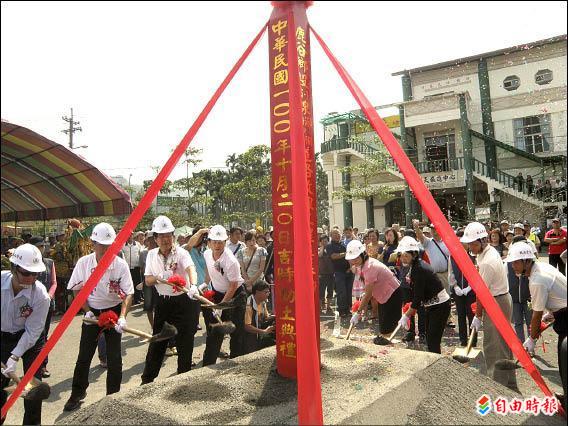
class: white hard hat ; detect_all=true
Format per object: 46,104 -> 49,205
460,222 -> 488,243
91,223 -> 116,245
151,215 -> 175,234
10,243 -> 46,273
505,242 -> 536,262
396,236 -> 421,253
345,240 -> 366,260
513,222 -> 524,230
209,224 -> 228,241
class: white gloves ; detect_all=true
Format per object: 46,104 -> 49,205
470,316 -> 482,332
542,311 -> 554,323
1,356 -> 17,377
198,283 -> 209,293
453,286 -> 463,297
523,337 -> 536,355
114,317 -> 127,333
213,309 -> 222,319
160,270 -> 173,281
187,285 -> 199,300
462,286 -> 472,296
398,314 -> 410,331
350,312 -> 360,326
84,311 -> 96,320
136,282 -> 144,291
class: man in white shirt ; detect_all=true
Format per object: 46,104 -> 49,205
226,227 -> 245,256
508,242 -> 567,410
1,244 -> 50,425
413,220 -> 450,290
141,216 -> 200,385
63,223 -> 133,412
122,232 -> 142,304
202,224 -> 247,366
462,222 -> 517,391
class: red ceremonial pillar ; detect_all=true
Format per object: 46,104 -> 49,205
268,0 -> 320,379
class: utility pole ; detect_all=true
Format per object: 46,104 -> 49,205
62,108 -> 87,149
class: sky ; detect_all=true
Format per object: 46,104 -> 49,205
2,1 -> 567,185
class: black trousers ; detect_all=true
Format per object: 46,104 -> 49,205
141,294 -> 199,384
424,300 -> 451,354
71,304 -> 123,398
130,267 -> 143,302
40,299 -> 55,369
553,309 -> 567,408
454,292 -> 476,345
1,331 -> 43,425
378,287 -> 402,335
549,254 -> 566,276
202,287 -> 246,366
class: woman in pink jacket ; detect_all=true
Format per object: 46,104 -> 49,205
346,240 -> 402,344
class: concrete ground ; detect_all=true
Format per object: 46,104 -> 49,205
3,293 -> 565,425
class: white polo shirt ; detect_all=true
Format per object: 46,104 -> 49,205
529,262 -> 567,312
476,244 -> 509,296
67,253 -> 134,309
204,247 -> 244,293
1,271 -> 50,358
144,246 -> 195,296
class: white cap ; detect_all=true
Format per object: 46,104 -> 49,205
317,227 -> 324,234
460,222 -> 488,243
505,242 -> 536,262
10,244 -> 46,273
422,226 -> 432,234
209,225 -> 228,241
396,236 -> 421,253
513,222 -> 524,230
345,240 -> 366,260
151,215 -> 175,234
90,223 -> 116,245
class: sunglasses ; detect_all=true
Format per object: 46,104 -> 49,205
17,267 -> 38,277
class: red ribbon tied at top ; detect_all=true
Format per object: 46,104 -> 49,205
402,302 -> 412,314
168,275 -> 187,293
470,302 -> 477,314
98,311 -> 119,329
202,290 -> 216,302
351,300 -> 362,314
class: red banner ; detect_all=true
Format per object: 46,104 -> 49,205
1,23 -> 268,420
311,26 -> 557,404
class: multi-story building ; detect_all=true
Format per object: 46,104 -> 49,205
321,35 -> 567,230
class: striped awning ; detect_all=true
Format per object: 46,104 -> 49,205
1,120 -> 133,222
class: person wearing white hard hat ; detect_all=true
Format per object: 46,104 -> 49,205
507,242 -> 567,409
202,224 -> 247,365
64,223 -> 134,411
1,244 -> 50,425
141,216 -> 200,384
507,236 -> 534,343
461,221 -> 517,390
394,237 -> 450,354
346,240 -> 402,342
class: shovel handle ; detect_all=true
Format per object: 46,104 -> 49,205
345,323 -> 355,340
82,318 -> 153,340
464,328 -> 477,356
388,323 -> 402,342
0,362 -> 42,387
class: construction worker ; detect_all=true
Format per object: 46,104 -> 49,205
507,242 -> 567,410
141,216 -> 200,384
64,223 -> 134,412
394,237 -> 450,354
202,224 -> 247,365
1,244 -> 51,425
462,222 -> 518,391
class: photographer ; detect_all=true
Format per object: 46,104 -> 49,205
243,281 -> 275,354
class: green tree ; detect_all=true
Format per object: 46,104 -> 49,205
315,152 -> 329,227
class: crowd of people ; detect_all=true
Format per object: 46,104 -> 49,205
1,214 -> 566,424
513,173 -> 566,201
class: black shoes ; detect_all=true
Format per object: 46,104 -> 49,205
63,391 -> 86,412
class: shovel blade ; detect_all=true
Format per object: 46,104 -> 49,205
452,347 -> 481,363
148,321 -> 178,343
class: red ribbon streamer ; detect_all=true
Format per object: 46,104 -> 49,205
287,10 -> 324,426
310,26 -> 556,401
1,23 -> 267,420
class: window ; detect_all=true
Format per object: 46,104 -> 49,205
513,115 -> 551,154
424,130 -> 456,171
503,75 -> 520,91
535,69 -> 553,85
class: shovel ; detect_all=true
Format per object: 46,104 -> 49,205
1,362 -> 51,401
452,329 -> 480,364
82,318 -> 177,343
158,279 -> 236,335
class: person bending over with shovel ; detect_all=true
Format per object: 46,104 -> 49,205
141,216 -> 200,384
202,225 -> 247,365
507,242 -> 567,410
1,244 -> 51,425
64,223 -> 134,412
346,240 -> 402,345
395,237 -> 450,354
